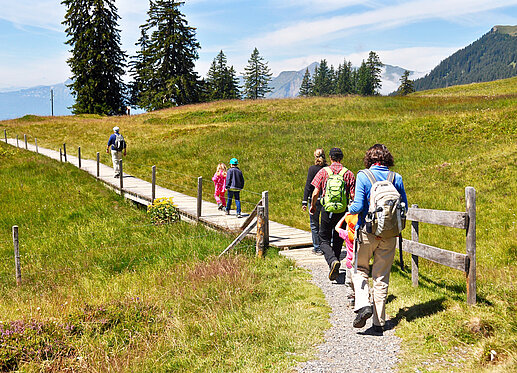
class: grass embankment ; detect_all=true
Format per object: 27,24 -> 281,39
2,76 -> 517,371
0,143 -> 329,371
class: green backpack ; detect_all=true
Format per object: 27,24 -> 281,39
321,167 -> 348,213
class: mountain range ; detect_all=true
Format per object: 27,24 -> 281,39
0,63 -> 421,120
2,24 -> 515,120
414,25 -> 517,91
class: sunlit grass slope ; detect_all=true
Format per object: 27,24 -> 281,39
2,75 -> 517,371
0,143 -> 328,371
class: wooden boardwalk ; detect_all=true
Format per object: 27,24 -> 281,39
5,138 -> 314,250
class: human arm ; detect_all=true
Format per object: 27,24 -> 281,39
348,172 -> 368,215
302,166 -> 315,210
106,134 -> 114,153
394,174 -> 408,210
309,187 -> 320,215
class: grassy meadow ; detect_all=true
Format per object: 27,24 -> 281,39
0,144 -> 329,371
1,76 -> 517,371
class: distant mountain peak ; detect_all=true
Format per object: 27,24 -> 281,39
491,25 -> 517,36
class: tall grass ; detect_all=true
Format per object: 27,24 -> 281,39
0,144 -> 329,371
2,76 -> 517,371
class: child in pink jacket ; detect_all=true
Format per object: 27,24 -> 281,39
212,163 -> 227,210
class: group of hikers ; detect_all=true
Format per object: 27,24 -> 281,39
107,127 -> 407,333
302,145 -> 407,334
106,126 -> 245,217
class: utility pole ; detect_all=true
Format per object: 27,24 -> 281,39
50,88 -> 54,116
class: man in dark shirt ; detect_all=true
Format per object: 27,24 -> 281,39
106,126 -> 126,178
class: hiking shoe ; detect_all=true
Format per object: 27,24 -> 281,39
329,260 -> 341,281
237,214 -> 242,218
114,174 -> 120,178
353,305 -> 373,328
225,210 -> 230,215
312,248 -> 324,255
217,203 -> 223,210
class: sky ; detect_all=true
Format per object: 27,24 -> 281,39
1,0 -> 517,91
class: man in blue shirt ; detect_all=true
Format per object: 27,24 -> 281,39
349,144 -> 407,333
106,126 -> 126,178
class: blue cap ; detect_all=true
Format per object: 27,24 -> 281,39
229,158 -> 238,165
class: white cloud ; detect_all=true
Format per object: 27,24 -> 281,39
246,0 -> 517,50
269,0 -> 377,14
0,52 -> 70,89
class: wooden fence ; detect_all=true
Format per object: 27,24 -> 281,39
402,187 -> 476,305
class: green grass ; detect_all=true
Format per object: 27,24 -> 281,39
2,76 -> 517,371
0,144 -> 329,371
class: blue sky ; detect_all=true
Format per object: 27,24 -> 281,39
1,0 -> 517,91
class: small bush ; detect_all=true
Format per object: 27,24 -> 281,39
147,197 -> 180,225
0,319 -> 76,371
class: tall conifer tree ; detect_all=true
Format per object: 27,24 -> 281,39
398,70 -> 415,95
206,51 -> 241,100
311,59 -> 333,96
365,51 -> 383,95
62,0 -> 126,115
243,48 -> 272,99
132,0 -> 202,110
299,68 -> 312,97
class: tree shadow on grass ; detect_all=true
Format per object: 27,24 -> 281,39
385,297 -> 447,331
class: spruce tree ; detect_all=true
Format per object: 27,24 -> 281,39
335,60 -> 354,95
206,51 -> 241,100
356,60 -> 372,96
365,51 -> 383,95
132,0 -> 202,110
299,68 -> 312,97
62,0 -> 126,115
243,48 -> 272,99
398,70 -> 415,95
311,59 -> 333,96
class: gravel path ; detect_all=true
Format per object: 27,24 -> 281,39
296,259 -> 401,373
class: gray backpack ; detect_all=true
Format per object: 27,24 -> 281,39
114,133 -> 126,151
363,170 -> 406,238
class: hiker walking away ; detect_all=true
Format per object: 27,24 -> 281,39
302,148 -> 327,255
106,126 -> 126,178
309,147 -> 355,281
350,144 -> 407,334
225,158 -> 244,218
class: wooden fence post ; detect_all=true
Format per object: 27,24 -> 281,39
60,148 -> 63,162
24,134 -> 28,149
4,129 -> 6,143
196,176 -> 202,220
119,159 -> 123,191
96,152 -> 100,177
466,187 -> 476,305
35,138 -> 38,153
16,135 -> 19,148
152,165 -> 156,203
12,226 -> 21,286
63,143 -> 67,162
262,191 -> 269,247
78,147 -> 81,169
411,204 -> 419,287
256,205 -> 265,257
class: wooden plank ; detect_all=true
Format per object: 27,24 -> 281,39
219,220 -> 257,257
407,207 -> 467,229
402,240 -> 467,272
465,187 -> 476,305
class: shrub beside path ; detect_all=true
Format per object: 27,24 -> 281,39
281,248 -> 401,372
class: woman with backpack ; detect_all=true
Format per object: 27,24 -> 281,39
302,149 -> 327,255
349,144 -> 408,334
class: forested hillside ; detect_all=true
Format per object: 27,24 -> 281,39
414,25 -> 517,90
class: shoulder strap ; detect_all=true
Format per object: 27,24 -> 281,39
387,171 -> 395,183
324,167 -> 333,177
362,169 -> 377,186
338,167 -> 348,177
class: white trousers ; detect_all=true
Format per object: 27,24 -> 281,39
111,149 -> 122,176
352,230 -> 396,327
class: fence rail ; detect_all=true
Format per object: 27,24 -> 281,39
402,186 -> 476,305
